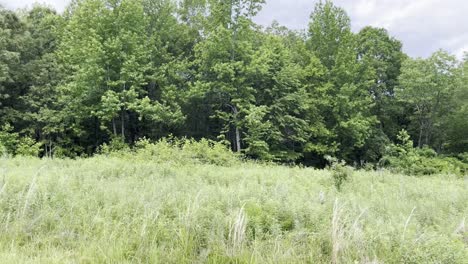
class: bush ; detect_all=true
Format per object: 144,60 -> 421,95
98,137 -> 241,166
381,130 -> 467,176
98,136 -> 130,155
0,144 -> 6,157
0,124 -> 42,157
325,155 -> 353,191
457,152 -> 468,163
146,138 -> 240,166
16,137 -> 43,157
0,124 -> 18,155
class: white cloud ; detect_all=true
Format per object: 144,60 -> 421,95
0,0 -> 68,12
354,0 -> 377,17
2,0 -> 467,59
256,0 -> 468,58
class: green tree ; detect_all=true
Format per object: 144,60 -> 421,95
0,7 -> 24,126
307,0 -> 350,70
307,0 -> 377,162
397,51 -> 458,150
19,6 -> 64,155
59,0 -> 182,153
191,0 -> 265,152
245,33 -> 328,161
357,27 -> 405,138
443,54 -> 468,153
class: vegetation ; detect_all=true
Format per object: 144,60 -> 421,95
0,1 -> 467,261
0,0 -> 466,169
381,130 -> 468,176
0,150 -> 466,263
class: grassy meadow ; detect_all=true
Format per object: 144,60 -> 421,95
0,155 -> 466,263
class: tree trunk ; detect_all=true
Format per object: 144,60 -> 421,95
121,110 -> 125,141
235,125 -> 241,153
425,120 -> 431,147
112,118 -> 117,136
232,105 -> 241,152
418,121 -> 423,148
49,140 -> 53,158
44,139 -> 49,158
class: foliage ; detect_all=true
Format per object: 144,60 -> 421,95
381,130 -> 467,176
134,137 -> 241,166
0,1 -> 466,165
325,155 -> 353,191
397,51 -> 458,149
97,136 -> 131,155
0,123 -> 42,156
0,124 -> 17,155
98,137 -> 241,166
15,136 -> 43,157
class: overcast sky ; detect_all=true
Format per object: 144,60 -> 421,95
1,0 -> 467,58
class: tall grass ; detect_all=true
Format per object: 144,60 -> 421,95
0,155 -> 466,263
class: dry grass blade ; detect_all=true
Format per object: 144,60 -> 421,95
229,205 -> 247,256
331,198 -> 345,264
402,206 -> 416,242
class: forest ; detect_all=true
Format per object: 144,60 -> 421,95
0,0 -> 467,171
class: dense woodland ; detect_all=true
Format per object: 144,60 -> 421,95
0,0 -> 467,168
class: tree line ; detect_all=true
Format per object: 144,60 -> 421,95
0,0 -> 467,166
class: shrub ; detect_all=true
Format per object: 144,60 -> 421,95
457,152 -> 468,163
325,155 -> 353,191
0,124 -> 19,155
98,137 -> 241,166
0,124 -> 42,157
0,144 -> 6,157
381,130 -> 467,176
16,137 -> 43,157
152,138 -> 240,166
98,136 -> 130,155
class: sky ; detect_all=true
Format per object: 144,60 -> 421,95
1,0 -> 467,58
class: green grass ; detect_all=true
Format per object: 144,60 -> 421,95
0,156 -> 466,263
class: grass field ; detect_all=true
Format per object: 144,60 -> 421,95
0,156 -> 466,263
